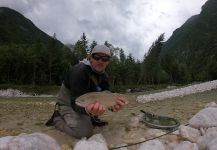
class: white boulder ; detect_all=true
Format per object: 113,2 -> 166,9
207,137 -> 217,150
74,134 -> 108,150
179,125 -> 201,142
0,132 -> 60,150
143,129 -> 166,139
173,141 -> 198,150
189,107 -> 217,128
137,139 -> 165,150
205,102 -> 217,108
197,127 -> 217,150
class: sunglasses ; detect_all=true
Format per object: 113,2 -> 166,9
91,54 -> 111,62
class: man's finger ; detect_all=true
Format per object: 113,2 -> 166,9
116,100 -> 125,107
97,105 -> 105,115
114,104 -> 120,109
86,103 -> 94,110
92,102 -> 100,114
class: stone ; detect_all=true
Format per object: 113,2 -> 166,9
74,134 -> 108,150
197,127 -> 217,150
160,134 -> 181,147
0,132 -> 60,150
143,129 -> 166,139
126,115 -> 141,130
173,141 -> 198,150
205,102 -> 217,108
207,137 -> 217,150
179,125 -> 201,142
189,107 -> 217,128
205,127 -> 217,136
122,130 -> 146,144
137,139 -> 165,150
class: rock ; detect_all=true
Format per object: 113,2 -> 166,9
207,137 -> 217,150
160,134 -> 181,147
173,141 -> 198,150
126,115 -> 141,130
137,139 -> 165,150
197,135 -> 217,149
143,129 -> 166,139
197,127 -> 217,150
122,130 -> 146,144
172,130 -> 180,135
204,127 -> 217,137
88,133 -> 107,143
189,107 -> 217,128
0,132 -> 61,150
74,134 -> 108,150
179,125 -> 201,142
205,102 -> 217,108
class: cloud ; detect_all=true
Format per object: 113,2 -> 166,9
0,0 -> 208,59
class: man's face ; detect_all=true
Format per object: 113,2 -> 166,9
90,53 -> 111,73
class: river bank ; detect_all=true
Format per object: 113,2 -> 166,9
1,88 -> 217,149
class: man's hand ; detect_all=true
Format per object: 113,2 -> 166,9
110,97 -> 126,112
85,101 -> 106,116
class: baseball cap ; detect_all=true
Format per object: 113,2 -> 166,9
91,45 -> 111,57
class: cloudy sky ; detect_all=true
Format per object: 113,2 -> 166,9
0,0 -> 208,59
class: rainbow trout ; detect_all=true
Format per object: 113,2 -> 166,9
75,91 -> 128,108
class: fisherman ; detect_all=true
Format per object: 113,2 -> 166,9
46,44 -> 126,138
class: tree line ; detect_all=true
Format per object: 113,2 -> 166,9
0,32 -> 213,89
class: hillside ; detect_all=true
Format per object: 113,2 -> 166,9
0,7 -> 74,85
161,0 -> 217,81
0,7 -> 63,48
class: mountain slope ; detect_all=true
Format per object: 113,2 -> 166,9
161,0 -> 217,80
0,7 -> 74,85
0,7 -> 63,47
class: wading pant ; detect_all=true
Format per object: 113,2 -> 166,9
53,105 -> 93,139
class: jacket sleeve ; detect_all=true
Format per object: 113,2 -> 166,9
64,65 -> 90,115
71,96 -> 88,115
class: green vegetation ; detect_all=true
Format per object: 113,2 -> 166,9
161,0 -> 217,82
0,0 -> 217,92
0,7 -> 76,85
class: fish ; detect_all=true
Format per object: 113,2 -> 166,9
75,90 -> 128,109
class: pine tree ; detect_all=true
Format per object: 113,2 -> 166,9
142,33 -> 164,84
90,40 -> 97,52
73,33 -> 89,62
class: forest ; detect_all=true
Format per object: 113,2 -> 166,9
1,0 -> 217,90
0,32 -> 212,90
